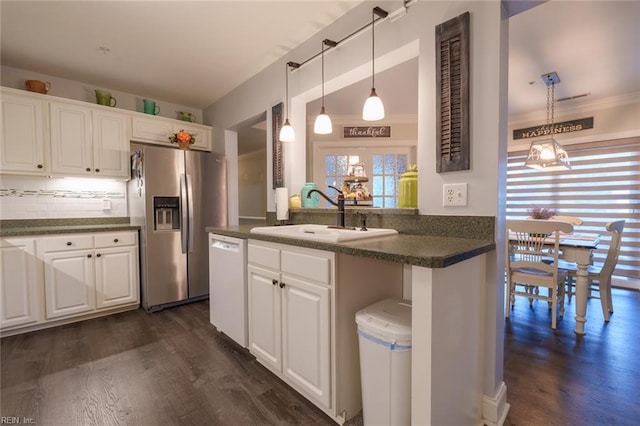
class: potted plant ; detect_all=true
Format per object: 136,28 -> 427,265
169,130 -> 196,150
528,206 -> 557,220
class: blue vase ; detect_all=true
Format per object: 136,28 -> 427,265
301,183 -> 320,208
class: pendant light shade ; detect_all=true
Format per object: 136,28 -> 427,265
280,61 -> 299,142
314,39 -> 336,135
279,118 -> 295,142
363,88 -> 385,121
363,7 -> 388,121
314,107 -> 332,134
525,72 -> 571,171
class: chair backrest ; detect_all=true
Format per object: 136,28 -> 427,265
552,215 -> 584,225
507,219 -> 574,275
599,220 -> 626,281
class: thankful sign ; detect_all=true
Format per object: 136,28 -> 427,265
513,117 -> 593,140
343,126 -> 391,138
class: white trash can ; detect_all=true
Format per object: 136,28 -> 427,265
356,298 -> 412,426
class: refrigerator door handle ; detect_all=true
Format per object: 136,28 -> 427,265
186,174 -> 195,253
180,173 -> 188,254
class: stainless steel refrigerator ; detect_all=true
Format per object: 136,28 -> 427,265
128,143 -> 227,312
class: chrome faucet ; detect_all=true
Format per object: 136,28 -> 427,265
307,185 -> 345,228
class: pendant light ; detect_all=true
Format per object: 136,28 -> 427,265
279,61 -> 299,142
525,72 -> 571,171
314,39 -> 337,135
362,7 -> 388,121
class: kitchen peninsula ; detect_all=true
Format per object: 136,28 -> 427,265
207,212 -> 495,425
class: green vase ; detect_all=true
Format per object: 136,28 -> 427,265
399,171 -> 418,208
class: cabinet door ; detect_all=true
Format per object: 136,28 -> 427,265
174,123 -> 211,151
92,109 -> 130,179
95,245 -> 139,309
248,264 -> 282,372
281,273 -> 331,408
50,102 -> 93,176
0,238 -> 40,329
131,116 -> 173,146
43,249 -> 95,319
0,92 -> 47,174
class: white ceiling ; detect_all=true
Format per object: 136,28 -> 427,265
0,0 -> 363,109
1,0 -> 638,123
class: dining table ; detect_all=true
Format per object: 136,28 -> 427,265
509,232 -> 600,335
557,233 -> 600,334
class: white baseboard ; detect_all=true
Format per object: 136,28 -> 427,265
482,381 -> 510,426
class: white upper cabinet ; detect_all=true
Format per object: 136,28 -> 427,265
0,90 -> 47,175
132,114 -> 212,151
50,101 -> 130,179
92,109 -> 131,178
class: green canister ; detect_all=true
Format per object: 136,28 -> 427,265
399,167 -> 418,208
301,182 -> 320,208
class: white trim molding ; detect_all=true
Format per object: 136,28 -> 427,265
483,381 -> 510,426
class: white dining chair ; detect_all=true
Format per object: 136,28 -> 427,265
506,219 -> 574,329
560,220 -> 625,322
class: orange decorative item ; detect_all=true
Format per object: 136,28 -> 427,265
25,80 -> 51,94
169,129 -> 196,150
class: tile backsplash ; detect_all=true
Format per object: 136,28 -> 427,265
0,175 -> 127,219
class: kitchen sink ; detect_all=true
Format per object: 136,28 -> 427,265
249,224 -> 398,243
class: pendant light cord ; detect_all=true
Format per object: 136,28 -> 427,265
321,41 -> 325,106
371,8 -> 375,89
285,61 -> 289,117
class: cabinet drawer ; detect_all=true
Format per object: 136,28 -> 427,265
282,250 -> 331,285
248,243 -> 280,270
95,232 -> 137,248
40,235 -> 93,252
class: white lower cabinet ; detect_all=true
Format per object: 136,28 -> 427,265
247,239 -> 404,424
0,231 -> 139,336
43,247 -> 96,319
281,273 -> 331,407
248,241 -> 332,411
0,238 -> 41,329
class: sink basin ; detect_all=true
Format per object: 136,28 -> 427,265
249,224 -> 398,243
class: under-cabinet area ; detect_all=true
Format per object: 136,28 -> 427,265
0,230 -> 139,336
246,239 -> 402,424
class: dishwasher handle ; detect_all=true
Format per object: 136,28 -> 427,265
210,239 -> 240,253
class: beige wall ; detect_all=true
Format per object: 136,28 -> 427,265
238,150 -> 267,219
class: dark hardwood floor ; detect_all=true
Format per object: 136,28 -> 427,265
2,288 -> 638,425
504,287 -> 640,426
0,302 -> 338,425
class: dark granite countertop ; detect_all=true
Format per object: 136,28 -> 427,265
206,225 -> 495,269
1,218 -> 140,237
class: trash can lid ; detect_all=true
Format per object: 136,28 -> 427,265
355,297 -> 412,344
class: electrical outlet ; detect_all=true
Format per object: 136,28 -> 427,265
102,199 -> 111,210
443,183 -> 467,207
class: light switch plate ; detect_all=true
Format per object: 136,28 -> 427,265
102,199 -> 111,210
443,183 -> 467,206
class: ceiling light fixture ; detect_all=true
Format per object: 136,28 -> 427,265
314,39 -> 337,135
279,61 -> 300,142
362,6 -> 389,121
525,72 -> 571,171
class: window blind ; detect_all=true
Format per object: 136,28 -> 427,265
507,137 -> 640,282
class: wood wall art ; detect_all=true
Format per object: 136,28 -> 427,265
435,11 -> 470,173
272,102 -> 284,189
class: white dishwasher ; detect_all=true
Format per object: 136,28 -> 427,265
208,233 -> 248,347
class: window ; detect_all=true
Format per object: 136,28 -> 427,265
506,137 -> 640,286
372,153 -> 408,207
315,143 -> 413,208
